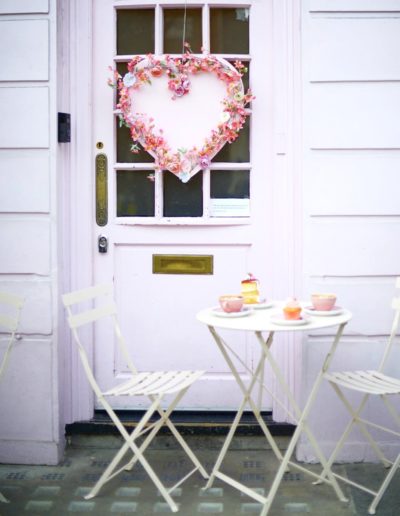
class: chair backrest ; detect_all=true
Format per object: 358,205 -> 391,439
62,284 -> 138,397
378,277 -> 400,372
0,291 -> 24,381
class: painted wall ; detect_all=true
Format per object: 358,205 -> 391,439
297,0 -> 400,461
0,0 -> 63,464
1,0 -> 400,467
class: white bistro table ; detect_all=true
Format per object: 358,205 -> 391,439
196,303 -> 352,516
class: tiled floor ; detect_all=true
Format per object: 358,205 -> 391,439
0,434 -> 399,515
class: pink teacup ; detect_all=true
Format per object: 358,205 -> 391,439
219,295 -> 244,313
311,294 -> 337,311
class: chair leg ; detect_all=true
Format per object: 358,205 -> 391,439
86,395 -> 179,512
368,452 -> 400,515
333,385 -> 391,467
0,491 -> 9,503
316,385 -> 391,488
124,394 -> 208,480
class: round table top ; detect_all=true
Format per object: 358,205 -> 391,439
196,301 -> 352,332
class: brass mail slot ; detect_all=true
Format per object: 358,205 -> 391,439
153,254 -> 213,275
95,153 -> 108,227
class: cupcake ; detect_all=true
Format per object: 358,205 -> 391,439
283,298 -> 302,320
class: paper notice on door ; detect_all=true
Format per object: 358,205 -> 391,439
210,198 -> 250,217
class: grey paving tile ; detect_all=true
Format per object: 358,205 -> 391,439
197,502 -> 224,513
116,486 -> 142,497
110,500 -> 138,512
32,485 -> 61,496
25,500 -> 54,512
68,500 -> 96,512
153,501 -> 180,512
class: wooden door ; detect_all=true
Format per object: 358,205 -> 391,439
92,0 -> 273,409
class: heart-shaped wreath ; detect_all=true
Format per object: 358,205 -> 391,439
111,52 -> 254,182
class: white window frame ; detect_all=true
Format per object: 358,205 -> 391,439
113,1 -> 253,226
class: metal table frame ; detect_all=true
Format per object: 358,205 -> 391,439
196,304 -> 352,516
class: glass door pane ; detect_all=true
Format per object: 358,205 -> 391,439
117,9 -> 155,54
163,8 -> 202,53
117,171 -> 155,217
163,172 -> 203,217
210,8 -> 249,54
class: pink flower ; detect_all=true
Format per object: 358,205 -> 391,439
199,155 -> 210,168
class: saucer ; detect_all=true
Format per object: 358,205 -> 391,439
270,313 -> 310,326
303,306 -> 343,317
244,299 -> 273,310
211,306 -> 254,318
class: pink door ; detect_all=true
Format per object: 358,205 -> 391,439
92,0 -> 274,410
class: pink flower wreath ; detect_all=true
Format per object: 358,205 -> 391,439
111,52 -> 254,183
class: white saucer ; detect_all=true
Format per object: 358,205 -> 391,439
270,313 -> 310,326
211,306 -> 254,318
244,299 -> 273,310
303,306 -> 343,317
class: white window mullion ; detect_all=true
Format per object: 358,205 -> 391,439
155,169 -> 163,219
202,4 -> 210,52
155,4 -> 163,54
203,169 -> 210,219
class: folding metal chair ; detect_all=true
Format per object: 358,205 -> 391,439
0,291 -> 24,503
62,284 -> 208,512
317,277 -> 400,514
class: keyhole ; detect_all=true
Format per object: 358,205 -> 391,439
96,142 -> 104,149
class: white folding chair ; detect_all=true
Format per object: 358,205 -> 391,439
316,278 -> 400,514
0,291 -> 24,503
62,284 -> 208,512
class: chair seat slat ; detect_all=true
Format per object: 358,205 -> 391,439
104,371 -> 204,397
163,370 -> 205,394
325,371 -> 400,395
103,372 -> 153,395
143,371 -> 191,395
132,371 -> 180,394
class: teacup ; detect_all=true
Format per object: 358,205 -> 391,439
311,294 -> 337,311
219,295 -> 244,313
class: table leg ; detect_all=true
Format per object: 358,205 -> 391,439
205,327 -> 285,490
255,324 -> 349,516
209,327 -> 285,458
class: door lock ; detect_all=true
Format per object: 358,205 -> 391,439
98,235 -> 108,253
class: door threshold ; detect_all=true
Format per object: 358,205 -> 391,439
66,410 -> 295,437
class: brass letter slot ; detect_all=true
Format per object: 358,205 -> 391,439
95,153 -> 108,227
153,255 -> 213,275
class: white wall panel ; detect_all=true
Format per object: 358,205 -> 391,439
0,87 -> 49,148
0,280 -> 52,334
305,151 -> 400,215
306,18 -> 400,81
0,0 -> 49,14
0,218 -> 50,274
0,150 -> 49,212
0,20 -> 49,81
306,83 -> 400,149
305,218 -> 400,276
305,277 -> 396,335
0,339 -> 53,441
308,0 -> 400,11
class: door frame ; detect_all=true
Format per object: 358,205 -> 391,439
63,0 -> 303,423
